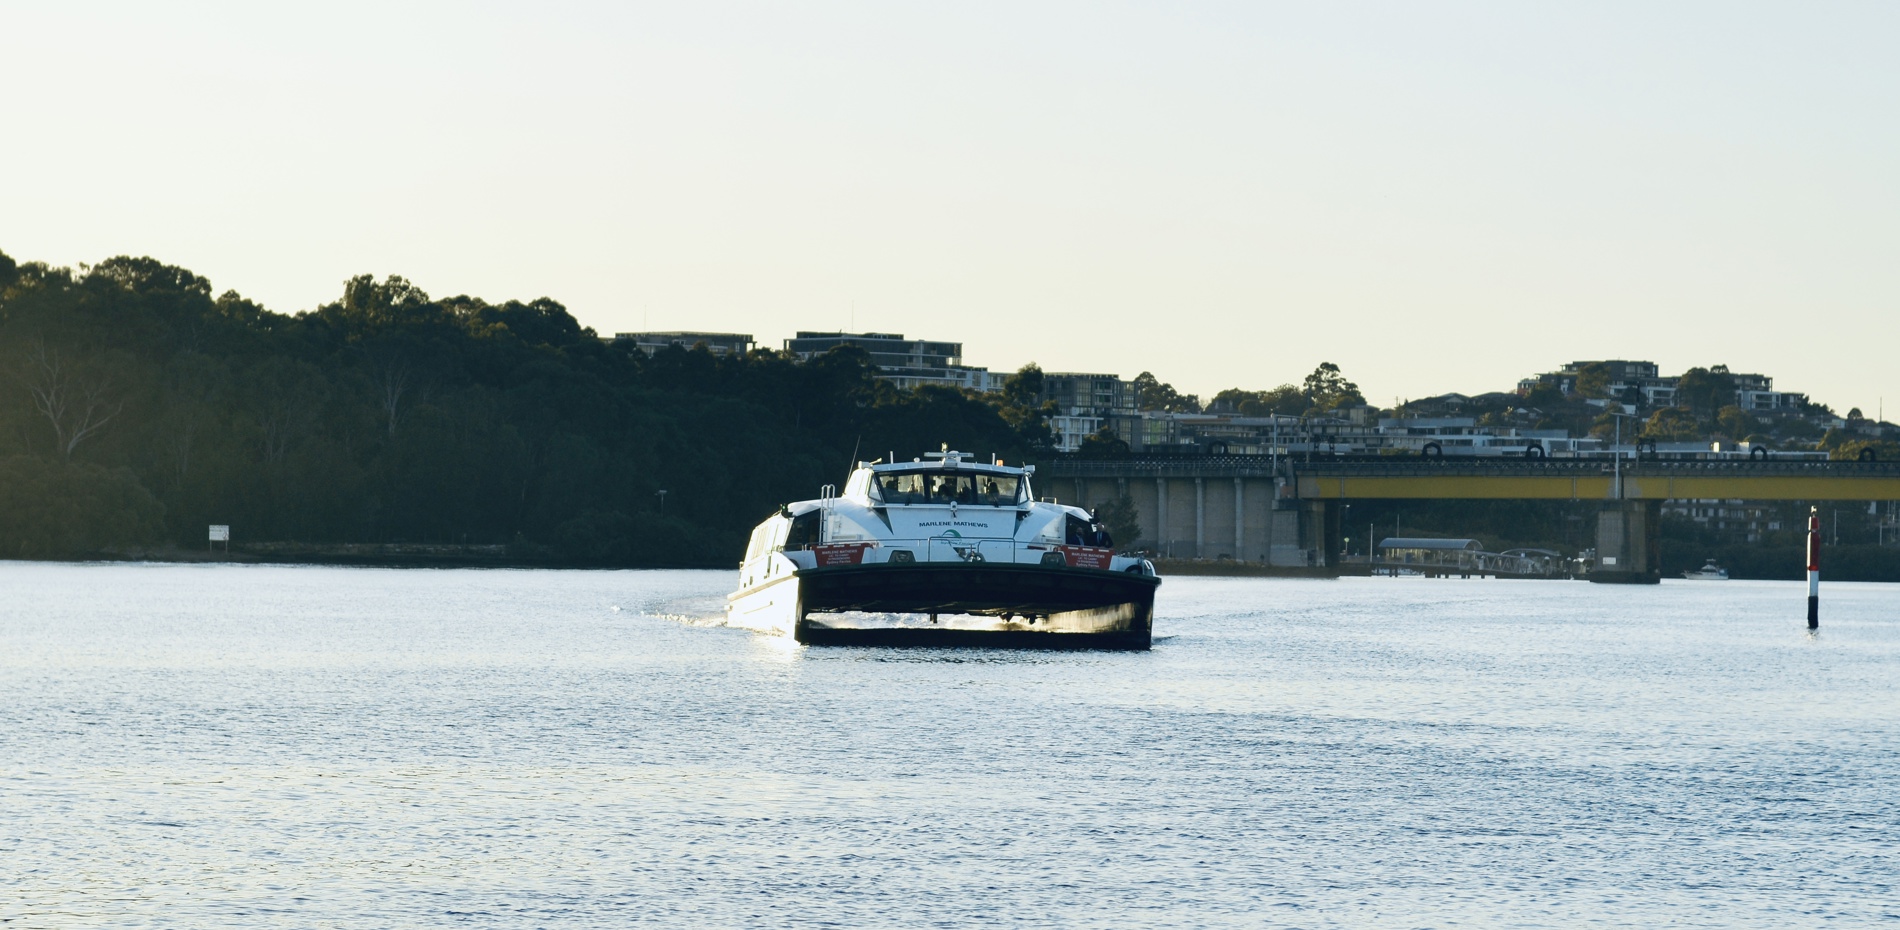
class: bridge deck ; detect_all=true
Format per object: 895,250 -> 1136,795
1292,461 -> 1900,500
1043,455 -> 1900,501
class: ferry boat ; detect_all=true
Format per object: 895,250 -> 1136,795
726,450 -> 1160,649
1681,559 -> 1730,581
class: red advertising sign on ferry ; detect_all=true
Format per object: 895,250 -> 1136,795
811,542 -> 873,566
1057,546 -> 1114,569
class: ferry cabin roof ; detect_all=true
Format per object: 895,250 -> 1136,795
843,460 -> 1036,508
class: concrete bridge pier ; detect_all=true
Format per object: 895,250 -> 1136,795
1303,500 -> 1342,571
1592,500 -> 1661,584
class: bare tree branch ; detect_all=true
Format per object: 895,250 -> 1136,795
380,357 -> 410,438
17,339 -> 123,460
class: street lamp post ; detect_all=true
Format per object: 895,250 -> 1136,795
656,489 -> 668,515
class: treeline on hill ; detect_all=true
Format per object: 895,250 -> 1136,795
0,251 -> 1057,565
1126,363 -> 1365,418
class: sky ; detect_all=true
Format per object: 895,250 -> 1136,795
4,1 -> 1897,414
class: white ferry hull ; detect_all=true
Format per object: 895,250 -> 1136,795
728,562 -> 1158,650
725,450 -> 1159,649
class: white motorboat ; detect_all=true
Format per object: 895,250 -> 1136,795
726,450 -> 1160,649
1682,559 -> 1730,580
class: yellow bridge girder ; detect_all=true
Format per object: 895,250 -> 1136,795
1297,473 -> 1900,501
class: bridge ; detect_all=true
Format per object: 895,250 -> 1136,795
1040,455 -> 1900,583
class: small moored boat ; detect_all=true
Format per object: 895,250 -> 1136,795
1682,559 -> 1729,581
726,450 -> 1160,649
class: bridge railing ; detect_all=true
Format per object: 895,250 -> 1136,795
1290,459 -> 1900,478
1042,454 -> 1288,478
1043,453 -> 1900,479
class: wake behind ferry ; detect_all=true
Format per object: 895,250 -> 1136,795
727,449 -> 1160,649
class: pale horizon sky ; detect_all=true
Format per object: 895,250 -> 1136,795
4,2 -> 1897,414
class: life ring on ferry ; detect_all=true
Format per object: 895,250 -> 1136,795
1421,442 -> 1443,458
1860,447 -> 1878,462
1750,446 -> 1769,460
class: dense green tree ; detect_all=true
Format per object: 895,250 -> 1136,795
1093,495 -> 1141,549
1301,362 -> 1364,412
0,249 -> 1055,563
1206,388 -> 1252,414
1714,405 -> 1760,441
0,457 -> 164,558
1675,366 -> 1736,419
989,363 -> 1057,453
1520,380 -> 1565,406
1834,438 -> 1900,461
1075,426 -> 1131,458
1131,371 -> 1201,413
1779,417 -> 1822,443
1208,384 -> 1305,417
1641,407 -> 1701,441
1587,412 -> 1619,440
1209,365 -> 1361,420
1574,362 -> 1612,399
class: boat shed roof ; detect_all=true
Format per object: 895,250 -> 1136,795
1378,537 -> 1483,551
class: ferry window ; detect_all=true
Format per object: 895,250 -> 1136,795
785,511 -> 819,550
875,471 -> 1023,505
884,473 -> 929,504
1065,514 -> 1093,546
926,475 -> 977,504
976,475 -> 1021,505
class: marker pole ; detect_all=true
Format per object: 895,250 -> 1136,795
1807,506 -> 1821,630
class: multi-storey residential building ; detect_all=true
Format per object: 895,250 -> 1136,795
1728,372 -> 1806,411
614,331 -> 756,357
1518,360 -> 1808,411
783,331 -> 999,392
1039,372 -> 1136,451
1518,360 -> 1678,407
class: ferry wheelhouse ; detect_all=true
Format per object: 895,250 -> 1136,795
727,450 -> 1160,649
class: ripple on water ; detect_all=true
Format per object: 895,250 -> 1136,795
2,564 -> 1896,928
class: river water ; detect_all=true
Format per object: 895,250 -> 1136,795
2,562 -> 1895,928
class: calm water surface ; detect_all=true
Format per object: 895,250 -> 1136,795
2,563 -> 1896,928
